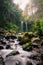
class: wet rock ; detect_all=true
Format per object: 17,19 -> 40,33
27,47 -> 32,51
41,41 -> 43,46
5,35 -> 17,40
41,53 -> 43,61
9,39 -> 15,42
37,61 -> 43,65
10,35 -> 17,39
0,41 -> 6,46
31,37 -> 40,44
5,36 -> 10,40
29,54 -> 41,61
0,34 -> 5,40
6,45 -> 11,49
26,61 -> 32,65
10,51 -> 20,56
19,41 -> 26,45
23,47 -> 32,51
5,55 -> 25,65
18,36 -> 22,41
6,51 -> 20,57
27,55 -> 42,65
0,45 -> 4,50
22,42 -> 33,51
32,43 -> 39,48
0,55 -> 5,65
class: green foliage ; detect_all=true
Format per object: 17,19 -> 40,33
23,42 -> 33,50
6,51 -> 19,56
41,0 -> 43,4
40,19 -> 43,33
33,19 -> 43,36
22,32 -> 30,43
0,0 -> 22,33
25,42 -> 32,48
23,32 -> 34,39
0,0 -> 43,34
19,32 -> 36,45
11,51 -> 19,55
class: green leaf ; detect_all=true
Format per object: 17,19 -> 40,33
41,0 -> 43,4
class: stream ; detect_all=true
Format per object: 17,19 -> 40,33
0,36 -> 43,65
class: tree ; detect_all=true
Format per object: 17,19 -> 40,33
0,0 -> 22,33
33,20 -> 43,36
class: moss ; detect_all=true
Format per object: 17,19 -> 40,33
23,32 -> 34,39
23,42 -> 32,50
19,32 -> 35,45
11,51 -> 19,55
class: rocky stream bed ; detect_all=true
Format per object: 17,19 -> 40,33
0,34 -> 43,65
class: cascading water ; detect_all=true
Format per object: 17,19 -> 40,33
21,21 -> 28,32
25,22 -> 28,32
0,38 -> 42,65
21,21 -> 24,32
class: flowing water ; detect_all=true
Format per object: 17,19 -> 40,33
21,21 -> 23,32
0,39 -> 42,65
25,22 -> 28,32
21,21 -> 28,32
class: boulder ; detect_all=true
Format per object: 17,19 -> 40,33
31,37 -> 40,44
1,41 -> 6,46
5,35 -> 17,40
0,45 -> 4,50
6,45 -> 11,49
26,61 -> 32,65
0,55 -> 5,65
32,43 -> 39,48
41,40 -> 43,46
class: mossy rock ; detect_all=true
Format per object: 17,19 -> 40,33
11,51 -> 19,55
19,33 -> 31,45
6,51 -> 19,57
22,32 -> 31,42
23,42 -> 33,51
18,36 -> 22,41
31,37 -> 41,44
23,32 -> 34,39
23,37 -> 30,42
33,32 -> 38,37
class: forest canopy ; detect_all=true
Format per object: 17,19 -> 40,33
0,0 -> 43,35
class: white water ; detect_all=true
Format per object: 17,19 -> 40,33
21,21 -> 23,32
25,22 -> 28,32
0,39 -> 39,65
0,49 -> 13,59
21,21 -> 28,32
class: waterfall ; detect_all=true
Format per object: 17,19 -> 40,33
20,21 -> 28,32
21,21 -> 23,32
25,22 -> 28,32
